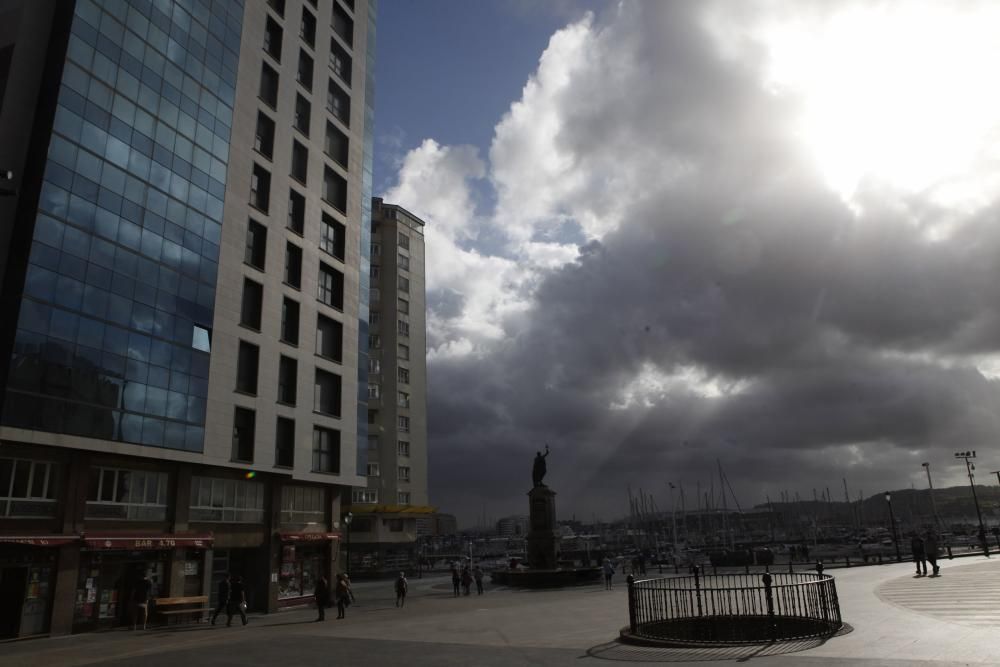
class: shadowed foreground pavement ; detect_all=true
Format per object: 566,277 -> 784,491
2,557 -> 999,666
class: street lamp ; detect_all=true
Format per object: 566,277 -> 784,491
885,492 -> 901,562
922,462 -> 942,530
344,511 -> 353,576
954,451 -> 989,558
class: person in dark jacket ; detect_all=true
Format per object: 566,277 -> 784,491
473,565 -> 485,595
335,573 -> 351,619
211,573 -> 231,625
395,572 -> 408,607
131,571 -> 152,630
911,534 -> 927,576
314,575 -> 330,621
924,532 -> 941,576
227,575 -> 247,626
451,564 -> 461,597
461,566 -> 473,596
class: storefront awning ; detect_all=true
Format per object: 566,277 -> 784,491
82,533 -> 214,550
0,535 -> 79,546
279,531 -> 341,543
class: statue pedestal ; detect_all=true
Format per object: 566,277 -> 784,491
526,485 -> 560,570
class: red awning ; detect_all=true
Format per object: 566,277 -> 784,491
0,535 -> 79,547
82,533 -> 213,550
279,532 -> 341,543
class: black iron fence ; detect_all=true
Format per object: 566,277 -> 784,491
625,566 -> 842,645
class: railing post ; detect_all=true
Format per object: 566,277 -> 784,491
788,558 -> 793,574
845,556 -> 850,568
947,545 -> 953,560
693,565 -> 703,617
626,574 -> 636,633
762,570 -> 775,643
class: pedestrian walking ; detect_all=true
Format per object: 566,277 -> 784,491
211,573 -> 231,625
131,571 -> 152,630
335,573 -> 351,619
451,564 -> 461,597
473,565 -> 484,595
924,532 -> 940,576
602,558 -> 615,590
910,534 -> 927,576
227,575 -> 248,626
314,575 -> 330,621
461,566 -> 473,596
395,571 -> 408,607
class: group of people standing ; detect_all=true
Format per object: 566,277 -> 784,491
451,562 -> 485,596
910,532 -> 942,577
313,573 -> 354,620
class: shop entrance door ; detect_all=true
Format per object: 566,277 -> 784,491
0,567 -> 27,638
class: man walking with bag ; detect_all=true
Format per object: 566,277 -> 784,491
314,575 -> 330,621
227,575 -> 248,626
211,573 -> 230,625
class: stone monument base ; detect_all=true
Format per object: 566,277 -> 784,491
490,567 -> 602,588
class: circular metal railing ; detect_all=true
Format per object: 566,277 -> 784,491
624,567 -> 842,646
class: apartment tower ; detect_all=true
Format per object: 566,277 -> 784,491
0,0 -> 375,637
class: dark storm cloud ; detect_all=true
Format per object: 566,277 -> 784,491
420,1 -> 1000,525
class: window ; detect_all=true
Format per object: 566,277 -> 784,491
370,265 -> 380,280
368,356 -> 380,373
312,427 -> 340,473
264,17 -> 283,61
370,310 -> 381,326
368,435 -> 379,450
398,298 -> 409,314
318,263 -> 344,309
321,213 -> 346,259
281,485 -> 326,523
398,466 -> 411,481
352,488 -> 378,504
241,279 -> 263,329
0,458 -> 57,518
85,468 -> 168,520
398,367 -> 409,384
277,355 -> 298,405
398,276 -> 410,293
397,320 -> 409,336
316,314 -> 343,361
275,417 -> 295,467
398,491 -> 411,505
327,80 -> 350,126
398,415 -> 410,432
190,476 -> 265,522
330,39 -> 352,86
398,392 -> 410,408
367,462 -> 380,477
294,94 -> 311,134
250,163 -> 271,212
370,287 -> 380,304
236,341 -> 260,394
397,440 -> 410,457
333,3 -> 354,45
267,0 -> 285,18
370,242 -> 381,258
245,220 -> 267,269
325,121 -> 349,166
288,190 -> 305,234
367,383 -> 380,399
297,49 -> 314,90
323,167 -> 347,212
260,63 -> 279,108
291,141 -> 308,184
281,297 -> 300,344
398,231 -> 410,249
398,344 -> 409,360
368,333 -> 380,349
285,242 -> 303,288
367,409 -> 377,424
398,253 -> 410,271
232,408 -> 256,462
254,112 -> 275,158
300,8 -> 316,47
314,369 -> 341,416
193,325 -> 212,352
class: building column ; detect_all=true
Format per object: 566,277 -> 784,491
49,544 -> 79,636
168,464 -> 193,597
264,479 -> 282,613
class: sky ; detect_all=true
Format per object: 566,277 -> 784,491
372,0 -> 1000,528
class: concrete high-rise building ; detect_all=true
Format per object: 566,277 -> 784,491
0,0 -> 375,637
344,197 -> 429,575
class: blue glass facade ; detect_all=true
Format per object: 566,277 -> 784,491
2,0 -> 244,452
355,0 -> 377,476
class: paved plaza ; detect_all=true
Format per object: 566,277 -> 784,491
2,556 -> 999,666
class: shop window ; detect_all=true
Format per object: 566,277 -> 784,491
0,458 -> 58,518
278,355 -> 297,405
320,212 -> 346,259
314,369 -> 341,417
232,407 -> 256,463
85,467 -> 168,520
316,313 -> 343,361
275,417 -> 295,467
189,476 -> 265,522
278,539 -> 323,600
312,426 -> 340,473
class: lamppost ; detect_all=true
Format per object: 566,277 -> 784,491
954,451 -> 989,557
885,491 -> 901,562
922,462 -> 942,530
344,511 -> 353,576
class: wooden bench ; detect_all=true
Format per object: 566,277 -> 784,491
155,596 -> 210,624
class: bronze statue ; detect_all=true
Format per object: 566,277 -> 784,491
532,445 -> 550,486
